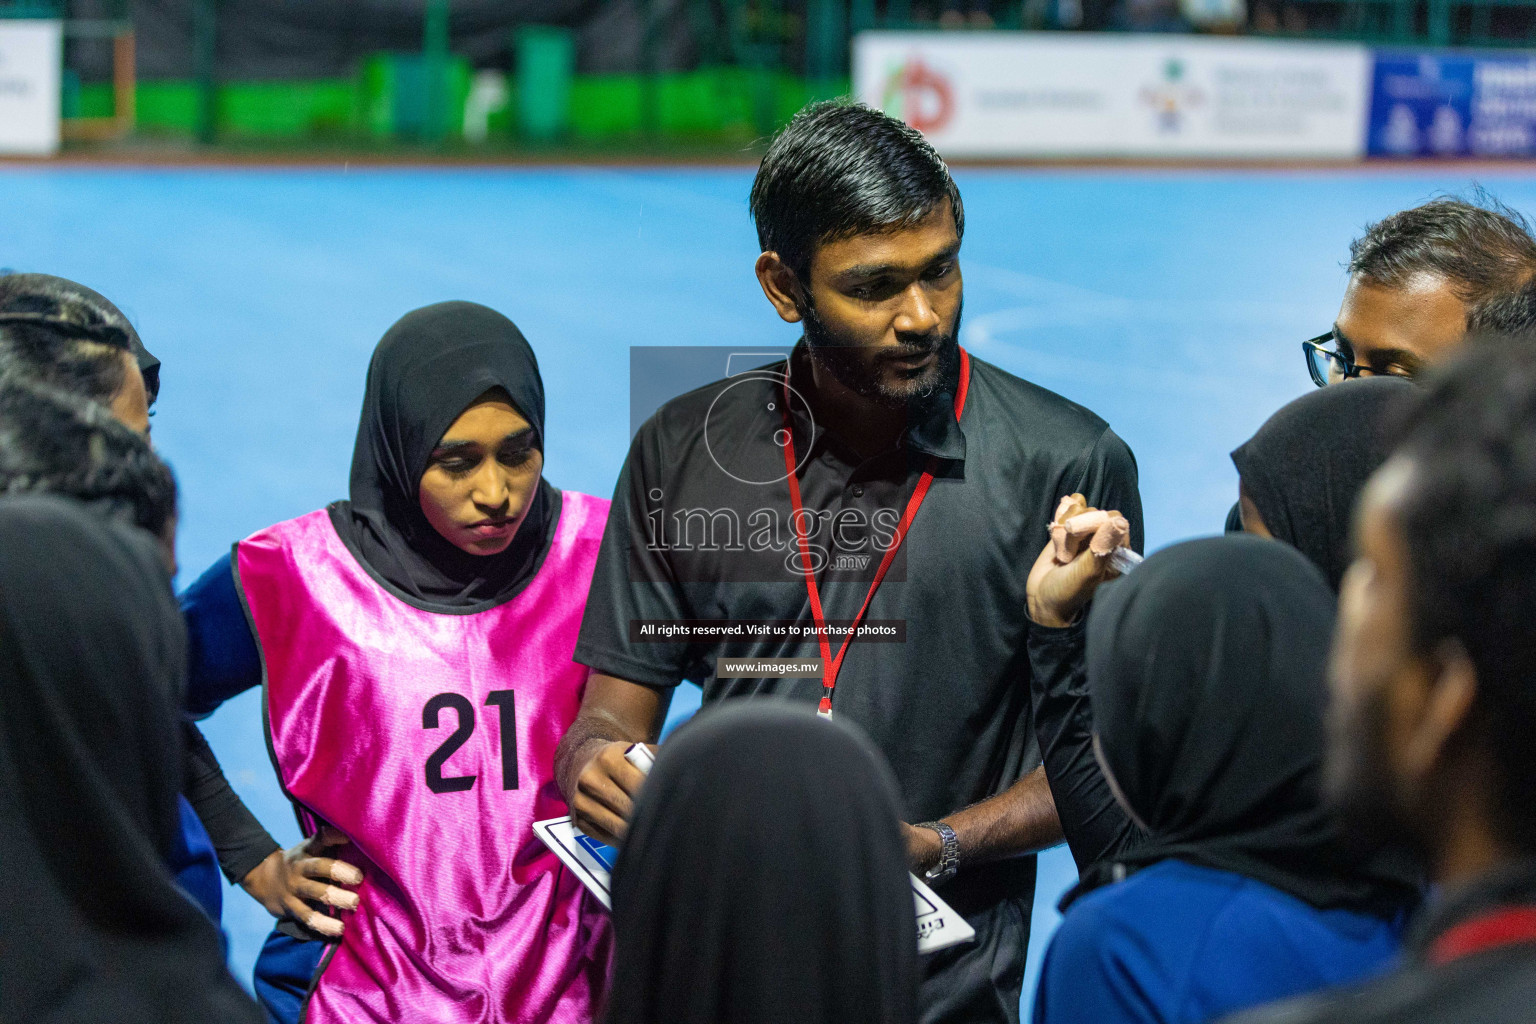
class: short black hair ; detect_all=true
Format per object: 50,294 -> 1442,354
0,287 -> 134,409
1390,339 -> 1536,851
1467,277 -> 1536,339
749,101 -> 964,282
0,379 -> 177,539
1349,194 -> 1536,326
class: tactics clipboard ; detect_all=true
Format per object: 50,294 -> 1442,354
533,814 -> 976,954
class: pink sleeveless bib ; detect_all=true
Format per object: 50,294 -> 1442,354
236,492 -> 612,1024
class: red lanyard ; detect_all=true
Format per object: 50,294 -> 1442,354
1428,905 -> 1536,966
778,347 -> 971,718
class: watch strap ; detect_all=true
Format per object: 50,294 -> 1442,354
915,820 -> 959,884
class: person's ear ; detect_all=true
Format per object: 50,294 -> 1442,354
1400,639 -> 1479,787
755,252 -> 805,325
1237,481 -> 1272,539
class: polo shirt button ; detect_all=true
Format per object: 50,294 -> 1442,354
850,485 -> 864,497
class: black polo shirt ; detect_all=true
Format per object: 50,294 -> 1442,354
574,341 -> 1142,910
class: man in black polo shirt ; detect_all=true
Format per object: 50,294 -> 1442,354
557,101 -> 1142,1023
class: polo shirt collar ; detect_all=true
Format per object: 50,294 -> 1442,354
1407,858 -> 1536,960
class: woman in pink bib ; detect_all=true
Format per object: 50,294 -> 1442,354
179,302 -> 611,1023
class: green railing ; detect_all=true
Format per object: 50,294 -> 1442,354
36,0 -> 1536,148
5,0 -> 134,142
0,1 -> 65,16
1248,0 -> 1536,47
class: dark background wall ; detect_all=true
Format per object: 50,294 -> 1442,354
67,0 -> 703,80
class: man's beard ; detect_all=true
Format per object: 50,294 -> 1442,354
801,298 -> 962,408
1325,687 -> 1421,860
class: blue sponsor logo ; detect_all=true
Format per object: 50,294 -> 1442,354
1370,50 -> 1536,157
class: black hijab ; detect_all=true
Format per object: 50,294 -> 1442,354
0,272 -> 160,401
0,495 -> 260,1023
1081,535 -> 1419,915
1231,377 -> 1414,591
606,702 -> 918,1024
330,301 -> 557,610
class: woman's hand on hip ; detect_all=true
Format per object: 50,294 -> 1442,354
240,826 -> 362,938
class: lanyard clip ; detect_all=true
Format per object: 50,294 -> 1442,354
817,686 -> 834,720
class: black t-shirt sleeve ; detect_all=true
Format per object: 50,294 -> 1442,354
1026,621 -> 1144,870
1070,427 -> 1145,554
182,720 -> 281,884
1027,424 -> 1146,871
574,426 -> 697,688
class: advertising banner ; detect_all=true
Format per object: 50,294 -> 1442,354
1369,50 -> 1536,157
852,31 -> 1371,159
0,19 -> 62,156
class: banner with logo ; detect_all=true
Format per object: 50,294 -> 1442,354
1369,50 -> 1536,157
852,31 -> 1371,159
0,19 -> 62,156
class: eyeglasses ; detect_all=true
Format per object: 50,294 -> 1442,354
1302,333 -> 1365,388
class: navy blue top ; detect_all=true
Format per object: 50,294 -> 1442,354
172,553 -> 277,918
179,552 -> 326,1007
1032,859 -> 1405,1024
168,553 -> 253,919
182,552 -> 262,716
168,794 -> 223,922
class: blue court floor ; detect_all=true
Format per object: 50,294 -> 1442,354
6,163 -> 1536,1017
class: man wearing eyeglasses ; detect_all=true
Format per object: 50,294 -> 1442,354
1303,196 -> 1536,387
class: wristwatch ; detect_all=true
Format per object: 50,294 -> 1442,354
915,821 -> 959,885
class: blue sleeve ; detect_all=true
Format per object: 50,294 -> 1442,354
1033,898 -> 1169,1024
167,793 -> 224,924
254,928 -> 327,1024
180,551 -> 262,718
